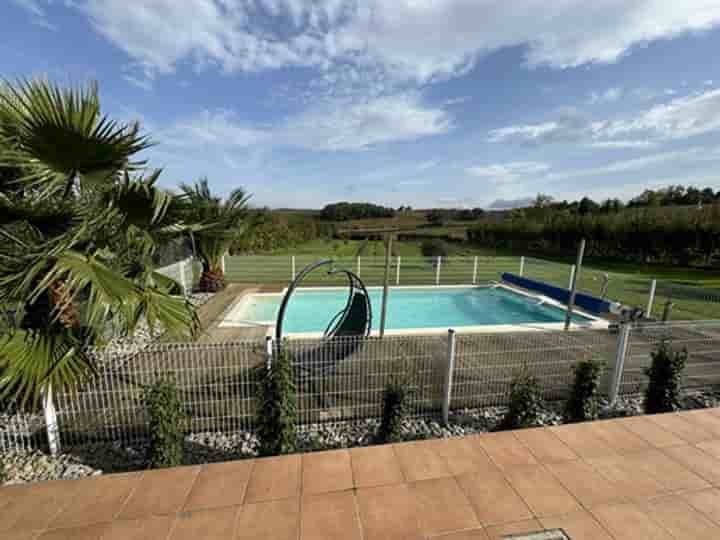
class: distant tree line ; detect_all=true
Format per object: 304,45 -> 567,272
469,204 -> 720,266
320,202 -> 396,221
231,210 -> 333,253
426,207 -> 485,225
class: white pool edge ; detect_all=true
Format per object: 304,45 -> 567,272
219,283 -> 609,337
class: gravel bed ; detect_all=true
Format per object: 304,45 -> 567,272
6,389 -> 719,485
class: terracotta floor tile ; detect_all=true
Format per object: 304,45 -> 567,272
0,480 -> 80,533
50,473 -> 140,529
168,506 -> 239,540
455,469 -> 533,527
350,445 -> 404,488
101,516 -> 175,540
301,491 -> 362,540
235,498 -> 299,540
546,460 -> 625,507
588,419 -> 652,453
590,501 -> 674,540
643,495 -> 720,540
356,483 -> 422,540
184,460 -> 253,511
476,432 -> 538,470
540,510 -> 613,540
483,519 -> 543,540
37,523 -> 109,540
548,423 -> 615,459
615,415 -> 686,448
504,465 -> 581,517
513,428 -> 578,464
426,437 -> 498,476
682,409 -> 720,438
0,531 -> 40,540
620,448 -> 709,491
392,440 -> 452,482
697,438 -> 720,460
410,477 -> 479,536
647,412 -> 713,444
431,528 -> 489,540
302,450 -> 353,495
245,455 -> 301,503
587,453 -> 667,501
661,445 -> 720,487
681,488 -> 720,525
119,467 -> 200,520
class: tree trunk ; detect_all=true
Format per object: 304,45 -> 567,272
198,264 -> 225,292
49,280 -> 80,329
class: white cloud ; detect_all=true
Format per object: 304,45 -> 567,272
13,0 -> 57,30
160,94 -> 450,153
489,89 -> 720,147
279,93 -> 452,151
466,161 -> 550,183
76,0 -> 720,85
587,87 -> 623,104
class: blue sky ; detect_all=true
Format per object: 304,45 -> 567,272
4,1 -> 720,209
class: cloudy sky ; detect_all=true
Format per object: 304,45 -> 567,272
5,1 -> 720,208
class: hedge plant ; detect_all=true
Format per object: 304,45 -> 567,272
498,369 -> 542,430
254,347 -> 297,457
644,340 -> 687,414
376,379 -> 409,444
564,358 -> 604,423
143,377 -> 186,468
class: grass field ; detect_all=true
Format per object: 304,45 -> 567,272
225,237 -> 720,320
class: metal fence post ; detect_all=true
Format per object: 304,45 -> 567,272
608,323 -> 631,404
519,256 -> 525,277
646,279 -> 657,317
568,265 -> 576,290
265,336 -> 273,370
179,259 -> 189,296
435,256 -> 442,285
357,256 -> 361,277
221,252 -> 227,275
291,255 -> 296,281
442,329 -> 457,425
472,256 -> 478,284
43,386 -> 61,456
396,255 -> 401,285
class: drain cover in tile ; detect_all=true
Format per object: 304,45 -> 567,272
504,529 -> 571,540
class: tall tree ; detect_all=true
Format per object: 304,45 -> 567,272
0,79 -> 197,406
179,178 -> 251,292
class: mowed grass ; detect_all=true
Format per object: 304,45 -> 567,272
226,237 -> 720,321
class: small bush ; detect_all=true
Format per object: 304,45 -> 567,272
254,348 -> 297,457
498,369 -> 542,430
644,341 -> 687,414
376,380 -> 409,444
564,358 -> 604,423
143,378 -> 186,468
420,239 -> 450,258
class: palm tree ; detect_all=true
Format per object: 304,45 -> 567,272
179,178 -> 251,292
0,79 -> 198,407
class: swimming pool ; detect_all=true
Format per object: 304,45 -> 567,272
220,285 -> 606,336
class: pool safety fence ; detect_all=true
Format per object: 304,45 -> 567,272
3,320 -> 719,455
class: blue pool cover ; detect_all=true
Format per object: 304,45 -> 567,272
501,273 -> 611,315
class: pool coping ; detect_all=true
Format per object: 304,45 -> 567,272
218,283 -> 609,338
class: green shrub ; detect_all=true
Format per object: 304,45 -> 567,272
420,238 -> 450,258
254,348 -> 297,457
498,369 -> 542,430
644,341 -> 687,414
376,380 -> 409,444
143,378 -> 186,468
564,358 -> 604,423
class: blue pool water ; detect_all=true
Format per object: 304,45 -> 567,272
235,286 -> 593,333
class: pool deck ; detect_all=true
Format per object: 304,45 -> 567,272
3,408 -> 720,539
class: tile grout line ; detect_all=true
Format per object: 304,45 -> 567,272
297,454 -> 303,540
238,458 -> 257,506
347,448 -> 366,540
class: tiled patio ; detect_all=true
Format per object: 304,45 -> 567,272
2,409 -> 720,540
